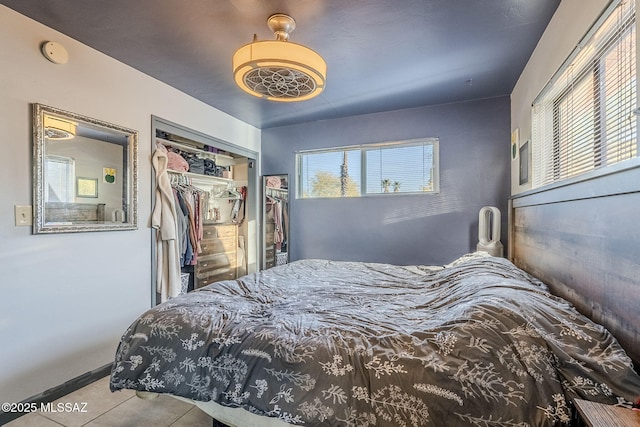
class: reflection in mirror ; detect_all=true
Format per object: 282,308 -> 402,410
33,104 -> 138,233
263,174 -> 289,269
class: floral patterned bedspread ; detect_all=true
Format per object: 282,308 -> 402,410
110,253 -> 640,426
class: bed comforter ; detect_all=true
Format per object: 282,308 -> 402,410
110,253 -> 640,426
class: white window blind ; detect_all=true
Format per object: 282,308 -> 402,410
297,138 -> 439,198
531,0 -> 637,188
45,155 -> 75,202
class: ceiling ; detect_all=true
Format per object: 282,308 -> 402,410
2,0 -> 560,129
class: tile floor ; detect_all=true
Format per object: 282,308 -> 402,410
4,376 -> 213,427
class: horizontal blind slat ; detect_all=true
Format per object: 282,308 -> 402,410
531,0 -> 636,188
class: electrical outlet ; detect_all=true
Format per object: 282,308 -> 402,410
15,205 -> 32,226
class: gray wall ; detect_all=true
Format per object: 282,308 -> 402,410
262,96 -> 510,265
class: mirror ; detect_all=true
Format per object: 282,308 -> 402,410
33,104 -> 138,233
262,174 -> 289,269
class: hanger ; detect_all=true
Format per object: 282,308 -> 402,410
211,182 -> 241,199
168,171 -> 194,188
225,182 -> 242,198
266,186 -> 287,201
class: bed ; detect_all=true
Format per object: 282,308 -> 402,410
110,253 -> 640,426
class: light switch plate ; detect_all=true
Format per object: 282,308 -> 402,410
15,205 -> 32,226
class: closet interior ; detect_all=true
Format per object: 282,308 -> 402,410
263,174 -> 289,269
152,118 -> 257,304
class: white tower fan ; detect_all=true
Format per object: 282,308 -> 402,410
477,206 -> 503,257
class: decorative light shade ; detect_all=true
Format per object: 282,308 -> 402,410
44,115 -> 76,140
232,14 -> 326,102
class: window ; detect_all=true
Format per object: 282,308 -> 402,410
45,155 -> 75,202
531,0 -> 637,188
297,138 -> 439,198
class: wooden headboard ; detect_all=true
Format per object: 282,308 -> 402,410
509,163 -> 640,367
45,202 -> 106,223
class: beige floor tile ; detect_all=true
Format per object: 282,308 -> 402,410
169,406 -> 213,427
4,412 -> 64,427
83,394 -> 194,427
39,376 -> 135,427
2,376 -> 205,427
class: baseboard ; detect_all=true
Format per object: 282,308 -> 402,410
0,363 -> 112,425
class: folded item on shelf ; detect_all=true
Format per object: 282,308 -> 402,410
266,175 -> 281,188
167,151 -> 189,172
187,157 -> 204,174
204,158 -> 217,176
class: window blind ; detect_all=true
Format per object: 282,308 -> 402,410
45,155 -> 76,202
297,139 -> 438,198
531,0 -> 637,188
363,142 -> 437,194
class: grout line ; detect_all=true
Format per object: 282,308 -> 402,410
168,406 -> 194,427
47,414 -> 66,427
37,382 -> 137,427
29,413 -> 66,427
77,395 -> 137,426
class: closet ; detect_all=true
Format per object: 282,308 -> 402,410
262,174 -> 289,269
151,117 -> 257,304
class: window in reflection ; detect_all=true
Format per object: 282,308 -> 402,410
45,155 -> 75,203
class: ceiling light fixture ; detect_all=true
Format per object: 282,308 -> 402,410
232,14 -> 326,102
44,115 -> 76,140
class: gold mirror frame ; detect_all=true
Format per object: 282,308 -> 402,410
33,104 -> 138,233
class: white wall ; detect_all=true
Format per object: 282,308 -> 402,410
510,0 -> 609,195
0,6 -> 260,403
